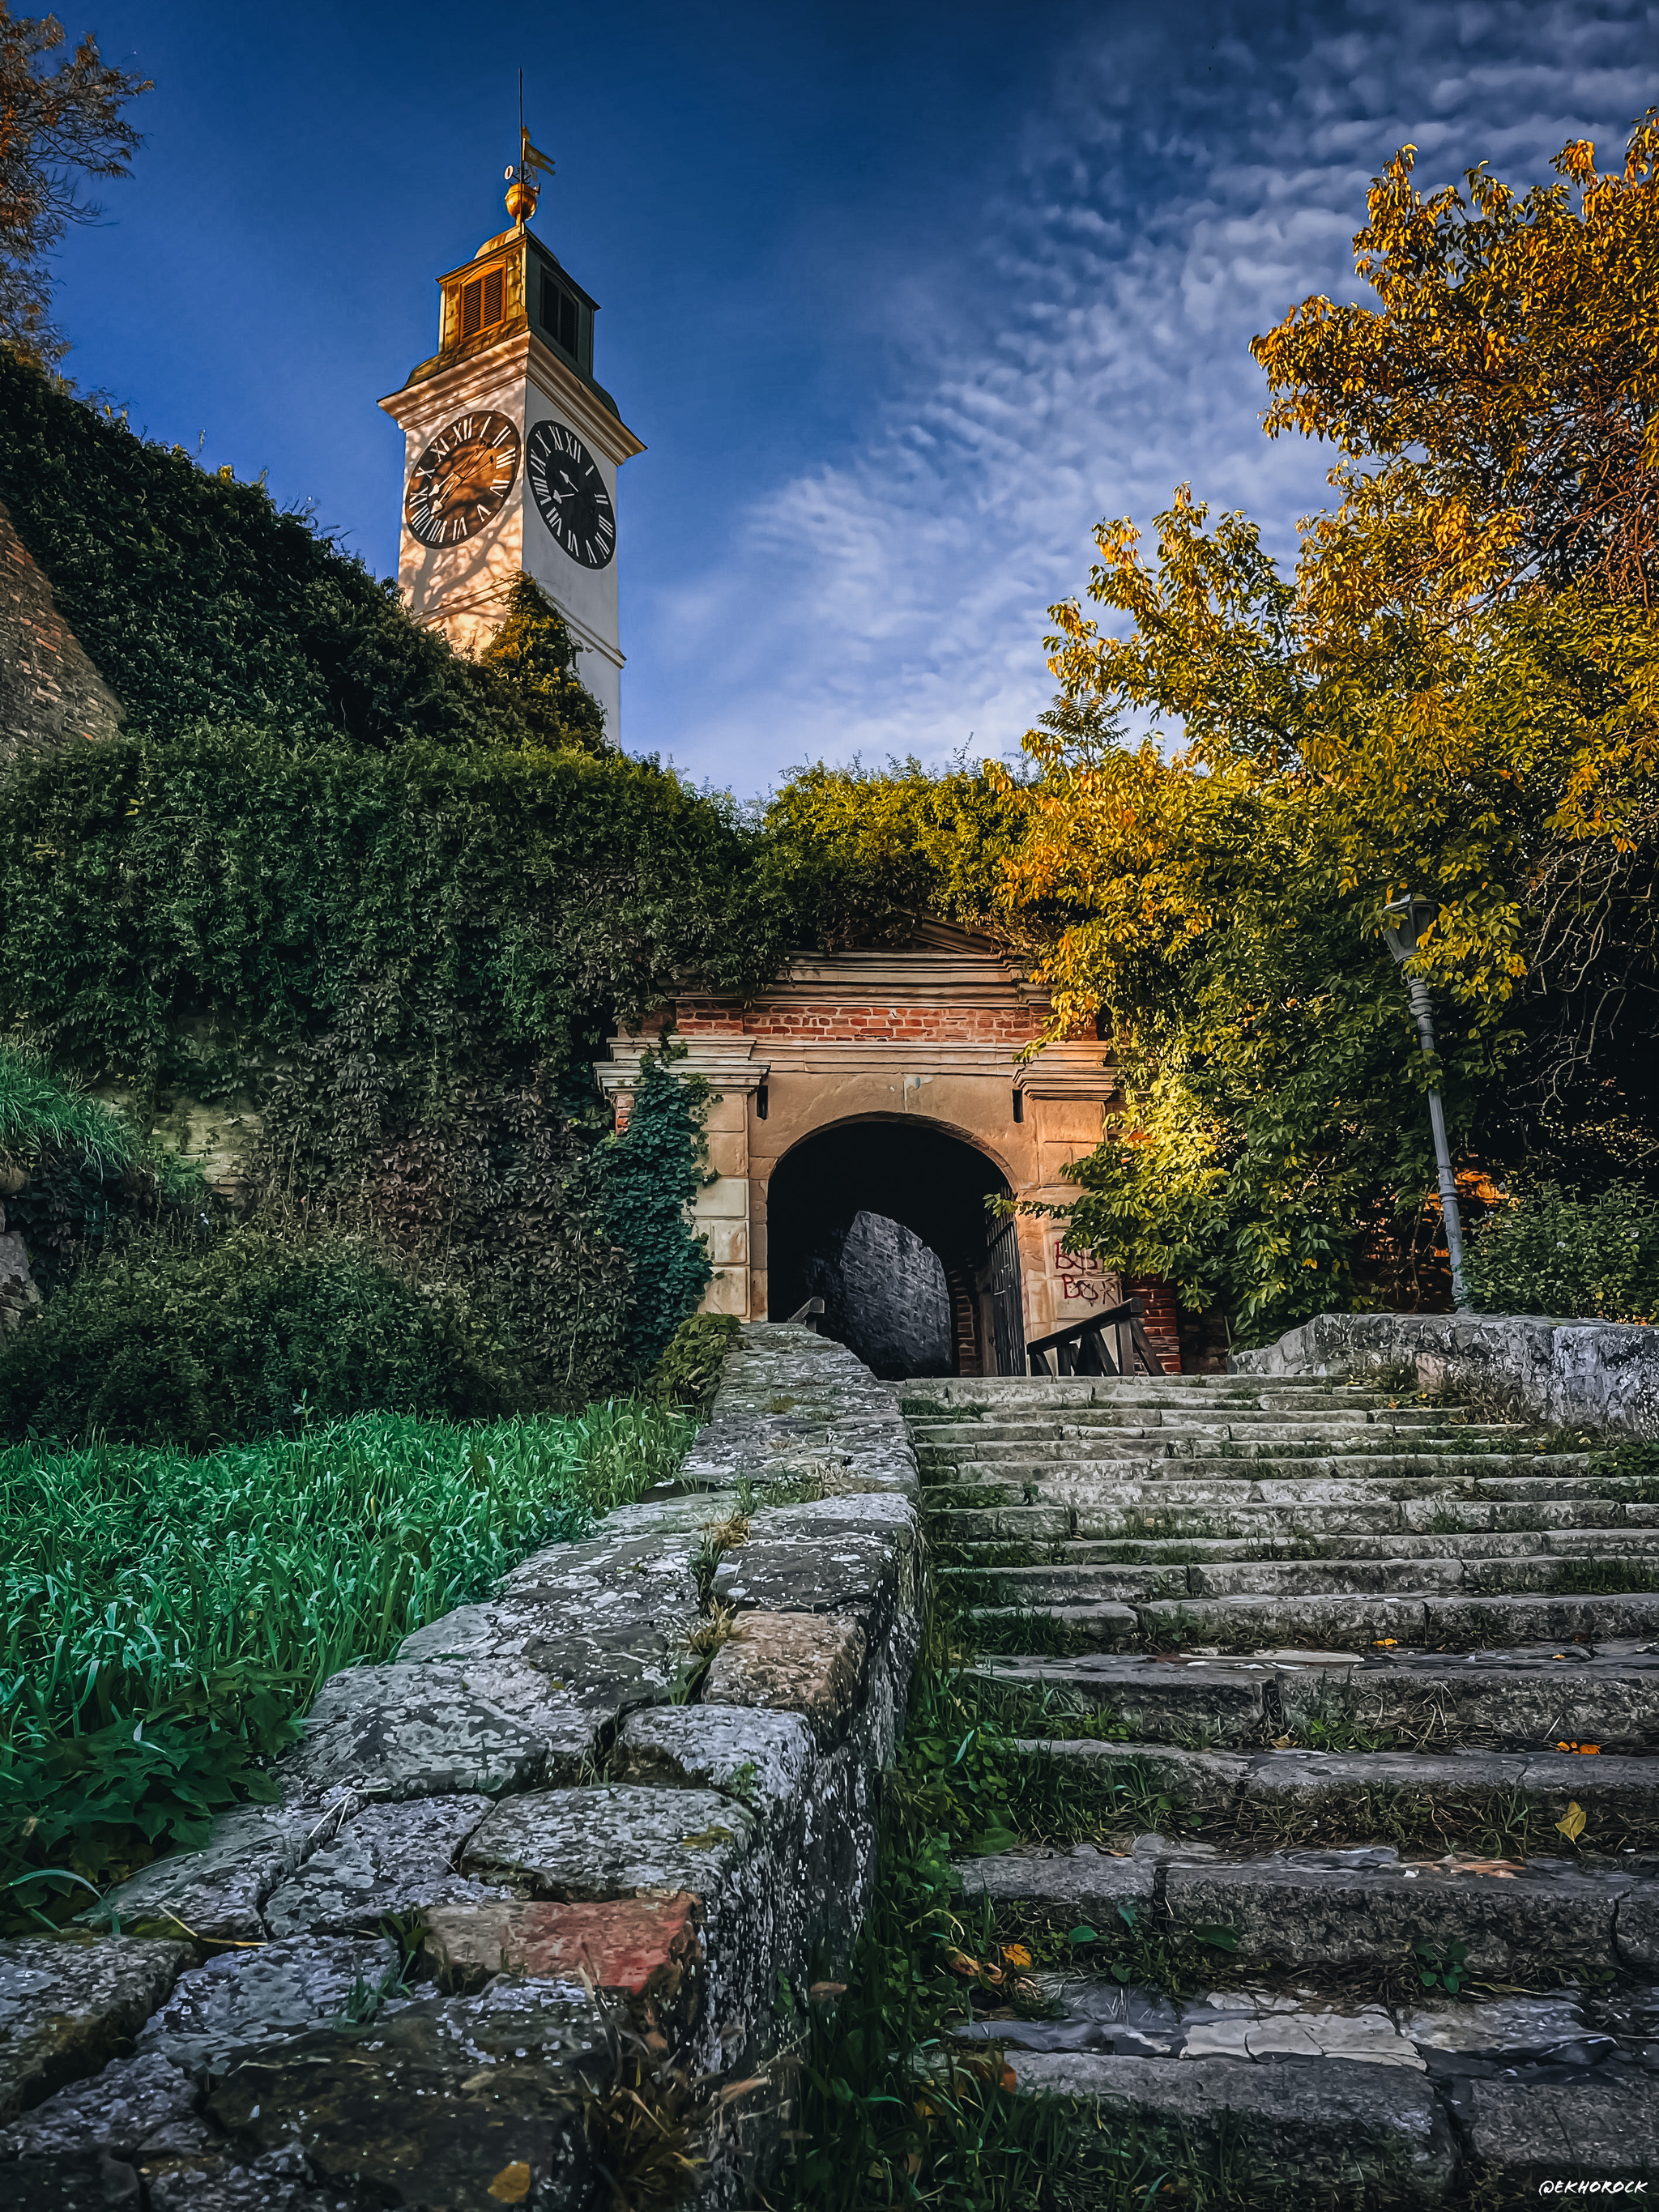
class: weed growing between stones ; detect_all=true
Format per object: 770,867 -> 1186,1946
0,1400 -> 691,1928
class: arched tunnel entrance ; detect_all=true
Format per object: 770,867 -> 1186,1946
766,1119 -> 1021,1379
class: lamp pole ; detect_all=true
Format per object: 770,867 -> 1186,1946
1380,893 -> 1471,1312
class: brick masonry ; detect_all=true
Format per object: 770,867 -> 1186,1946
0,496 -> 123,768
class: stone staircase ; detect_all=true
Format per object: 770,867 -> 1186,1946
902,1369 -> 1659,2204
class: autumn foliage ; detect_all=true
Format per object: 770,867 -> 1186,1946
994,119 -> 1659,1336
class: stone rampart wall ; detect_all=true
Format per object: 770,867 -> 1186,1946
1233,1309 -> 1659,1440
1,1324 -> 921,2208
0,494 -> 123,768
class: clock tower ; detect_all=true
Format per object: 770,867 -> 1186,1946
379,159 -> 643,739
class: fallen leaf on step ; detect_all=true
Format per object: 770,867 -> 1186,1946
1556,1800 -> 1589,1843
1555,1741 -> 1600,1754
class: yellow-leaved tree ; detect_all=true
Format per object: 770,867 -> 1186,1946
1000,120 -> 1659,1340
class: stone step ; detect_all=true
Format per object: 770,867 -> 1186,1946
1000,2046 -> 1657,2201
966,1586 -> 1659,1655
966,1649 -> 1659,1752
919,1439 -> 1544,1472
937,1524 -> 1659,1564
934,1451 -> 1602,1484
1041,1472 -> 1634,1505
934,1495 -> 1649,1544
1005,1736 -> 1659,1830
953,1832 -> 1657,1982
946,1552 -> 1659,1606
911,1403 -> 1480,1438
1128,1588 -> 1659,1652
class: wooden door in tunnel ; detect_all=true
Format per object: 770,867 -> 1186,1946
765,1117 -> 1022,1378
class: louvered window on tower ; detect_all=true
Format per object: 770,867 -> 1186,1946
543,274 -> 578,356
460,267 -> 505,338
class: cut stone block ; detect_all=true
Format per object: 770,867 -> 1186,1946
969,1602 -> 1140,1652
95,1803 -> 324,1945
1162,1853 -> 1622,1978
1461,2070 -> 1659,2178
969,1658 -> 1270,1737
1615,1878 -> 1659,1967
287,1657 -> 596,1802
421,1892 -> 703,2037
1009,1737 -> 1252,1813
135,1934 -> 407,2072
1005,2051 -> 1456,2206
953,1842 -> 1157,1920
462,1785 -> 755,1902
199,1984 -> 604,2207
262,1794 -> 505,1937
713,1527 -> 909,1630
702,1610 -> 869,1746
0,1937 -> 191,2121
399,1558 -> 700,1715
612,1705 -> 815,1826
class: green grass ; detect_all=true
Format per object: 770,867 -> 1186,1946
0,1400 -> 691,1922
0,1040 -> 134,1174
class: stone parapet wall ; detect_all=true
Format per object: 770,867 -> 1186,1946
1,1324 -> 921,2208
1232,1309 -> 1659,1440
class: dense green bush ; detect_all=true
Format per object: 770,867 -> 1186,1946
1467,1181 -> 1659,1321
0,1227 -> 505,1446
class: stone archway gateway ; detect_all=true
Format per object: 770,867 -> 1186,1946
595,920 -> 1182,1372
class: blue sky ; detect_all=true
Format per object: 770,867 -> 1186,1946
49,0 -> 1659,792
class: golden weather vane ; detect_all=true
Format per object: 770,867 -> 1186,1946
504,69 -> 555,226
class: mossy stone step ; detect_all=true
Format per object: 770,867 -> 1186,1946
1010,1733 -> 1659,1831
968,1648 -> 1659,1753
954,1833 -> 1653,1980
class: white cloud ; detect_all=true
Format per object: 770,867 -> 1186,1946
634,0 -> 1658,793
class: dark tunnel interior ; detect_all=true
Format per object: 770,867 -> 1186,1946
766,1119 -> 1017,1379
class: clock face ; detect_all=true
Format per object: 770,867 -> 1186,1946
526,419 -> 616,569
404,410 -> 520,548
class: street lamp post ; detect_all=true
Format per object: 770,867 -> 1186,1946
1380,893 -> 1472,1312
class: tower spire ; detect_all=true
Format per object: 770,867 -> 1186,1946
504,73 -> 556,228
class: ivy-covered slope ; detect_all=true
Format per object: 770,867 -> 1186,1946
0,349 -> 586,750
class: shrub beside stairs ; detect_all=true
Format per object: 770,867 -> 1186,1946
904,1366 -> 1659,2205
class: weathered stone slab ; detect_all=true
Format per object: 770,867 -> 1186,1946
200,1985 -> 604,2209
1006,2052 -> 1456,2206
399,1590 -> 697,1715
612,1705 -> 816,1827
1285,1660 -> 1659,1754
462,1785 -> 755,1902
1239,1748 -> 1530,1809
0,1937 -> 191,2121
135,1934 -> 408,2072
714,1529 -> 906,1633
1162,1854 -> 1621,1977
422,1892 -> 703,2038
287,1658 -> 595,1802
970,1658 -> 1271,1737
95,1803 -> 326,1945
953,1843 -> 1156,1920
1613,1875 -> 1659,1966
1233,1309 -> 1659,1441
1424,1592 -> 1659,1644
1009,1738 -> 1251,1813
702,1610 -> 869,1745
262,1794 -> 505,1937
1461,2069 -> 1659,2176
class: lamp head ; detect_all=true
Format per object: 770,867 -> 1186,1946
1380,892 -> 1438,965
